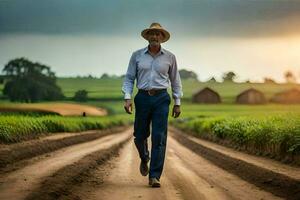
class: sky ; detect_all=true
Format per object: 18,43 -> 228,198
0,0 -> 300,83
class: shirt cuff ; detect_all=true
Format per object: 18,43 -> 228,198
124,93 -> 131,100
174,98 -> 181,105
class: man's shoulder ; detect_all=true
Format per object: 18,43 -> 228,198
161,48 -> 175,57
132,47 -> 147,56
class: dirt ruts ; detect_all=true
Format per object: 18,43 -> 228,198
0,126 -> 299,200
170,127 -> 300,200
0,128 -> 132,200
0,126 -> 128,172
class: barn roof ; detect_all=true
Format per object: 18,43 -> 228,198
236,88 -> 264,98
193,87 -> 219,95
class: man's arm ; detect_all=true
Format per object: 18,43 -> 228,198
168,54 -> 183,118
122,52 -> 137,114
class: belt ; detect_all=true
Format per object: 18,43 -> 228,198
138,89 -> 167,96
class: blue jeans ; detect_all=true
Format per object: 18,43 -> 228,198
133,90 -> 171,179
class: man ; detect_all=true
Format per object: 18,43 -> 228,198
122,23 -> 183,187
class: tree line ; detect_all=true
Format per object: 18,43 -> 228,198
1,58 -> 299,102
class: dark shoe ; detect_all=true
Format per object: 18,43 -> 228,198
149,178 -> 161,187
139,159 -> 149,176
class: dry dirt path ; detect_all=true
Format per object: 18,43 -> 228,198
86,136 -> 282,200
1,127 -> 298,200
0,129 -> 131,200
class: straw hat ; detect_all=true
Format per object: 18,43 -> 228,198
141,23 -> 170,43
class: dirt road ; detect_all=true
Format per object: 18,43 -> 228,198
0,127 -> 298,200
86,136 -> 282,200
0,129 -> 131,200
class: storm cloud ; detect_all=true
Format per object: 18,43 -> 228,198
1,0 -> 300,37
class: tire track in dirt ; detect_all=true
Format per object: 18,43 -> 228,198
171,128 -> 300,200
0,127 -> 297,200
81,133 -> 281,200
0,129 -> 131,200
0,126 -> 128,171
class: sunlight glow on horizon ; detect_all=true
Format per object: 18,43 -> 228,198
0,34 -> 299,83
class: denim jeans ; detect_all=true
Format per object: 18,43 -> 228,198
133,90 -> 171,179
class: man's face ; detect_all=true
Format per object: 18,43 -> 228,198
147,30 -> 164,46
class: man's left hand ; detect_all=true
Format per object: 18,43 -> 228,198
172,105 -> 181,118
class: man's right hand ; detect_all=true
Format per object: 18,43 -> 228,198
124,99 -> 133,114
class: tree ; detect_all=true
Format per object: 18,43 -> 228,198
284,71 -> 297,83
0,75 -> 4,84
100,73 -> 110,79
2,57 -> 64,102
206,77 -> 217,83
222,71 -> 236,82
264,77 -> 276,84
179,69 -> 198,80
73,90 -> 88,102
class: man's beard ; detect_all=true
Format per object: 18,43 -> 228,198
149,40 -> 160,47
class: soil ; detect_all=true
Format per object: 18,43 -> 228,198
0,126 -> 299,200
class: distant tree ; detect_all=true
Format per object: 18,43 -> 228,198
206,77 -> 217,83
2,57 -> 64,102
100,73 -> 110,79
264,77 -> 276,84
0,75 -> 4,84
245,79 -> 251,83
222,71 -> 236,82
284,71 -> 297,83
73,90 -> 88,102
179,69 -> 198,80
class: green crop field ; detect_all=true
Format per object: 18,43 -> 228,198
171,103 -> 300,161
0,114 -> 132,143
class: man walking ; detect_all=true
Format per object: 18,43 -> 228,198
122,23 -> 183,187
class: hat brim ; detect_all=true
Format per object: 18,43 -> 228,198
141,28 -> 170,43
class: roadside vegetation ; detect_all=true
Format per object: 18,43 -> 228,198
173,114 -> 300,155
171,104 -> 300,161
0,114 -> 132,143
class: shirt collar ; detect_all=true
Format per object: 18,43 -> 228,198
143,46 -> 165,55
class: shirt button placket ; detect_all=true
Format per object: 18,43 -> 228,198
149,57 -> 155,90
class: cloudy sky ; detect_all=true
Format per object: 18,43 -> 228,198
1,0 -> 300,82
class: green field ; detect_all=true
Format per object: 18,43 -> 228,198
0,114 -> 132,143
1,77 -> 300,160
169,102 -> 300,163
2,77 -> 299,103
56,78 -> 300,103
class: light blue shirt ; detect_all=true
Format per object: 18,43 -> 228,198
122,46 -> 183,105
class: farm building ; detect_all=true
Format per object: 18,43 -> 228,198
235,88 -> 267,104
270,88 -> 300,104
192,87 -> 221,103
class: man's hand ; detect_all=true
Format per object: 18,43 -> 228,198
172,105 -> 181,118
124,99 -> 133,114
